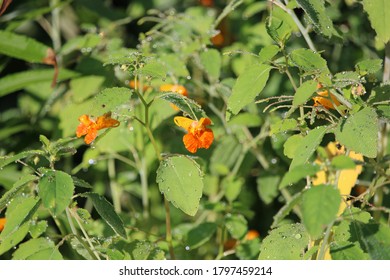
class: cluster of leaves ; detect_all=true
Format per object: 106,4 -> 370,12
0,0 -> 389,260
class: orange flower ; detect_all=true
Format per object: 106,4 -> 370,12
76,112 -> 120,144
160,84 -> 188,111
313,83 -> 340,109
0,218 -> 6,232
174,116 -> 214,153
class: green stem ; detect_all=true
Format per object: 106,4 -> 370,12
108,158 -> 121,213
317,220 -> 334,260
164,197 -> 176,259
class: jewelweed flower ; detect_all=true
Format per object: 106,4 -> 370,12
313,83 -> 340,109
0,217 -> 6,232
129,80 -> 150,92
76,112 -> 120,144
160,84 -> 188,111
174,116 -> 214,153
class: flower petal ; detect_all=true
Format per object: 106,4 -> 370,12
174,116 -> 193,131
84,129 -> 98,144
199,128 -> 214,149
183,133 -> 201,153
96,112 -> 120,130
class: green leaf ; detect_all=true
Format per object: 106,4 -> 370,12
226,64 -> 272,119
186,222 -> 217,250
259,223 -> 309,260
271,192 -> 303,228
159,53 -> 190,78
12,238 -> 63,260
228,113 -> 262,127
38,170 -> 75,216
112,240 -> 166,260
330,241 -> 369,260
159,93 -> 205,120
289,126 -> 328,170
362,0 -> 390,44
266,15 -> 293,47
0,196 -> 40,255
236,238 -> 261,260
331,155 -> 357,170
81,192 -> 127,238
292,80 -> 318,106
257,173 -> 280,205
29,220 -> 48,238
270,118 -> 298,135
355,59 -> 383,75
279,164 -> 321,189
335,107 -> 378,158
0,30 -> 51,63
333,71 -> 361,88
0,69 -> 80,98
258,45 -> 280,63
283,134 -> 304,159
200,49 -> 221,82
90,87 -> 132,116
296,0 -> 339,38
156,155 -> 203,216
301,185 -> 341,239
353,222 -> 390,259
225,214 -> 248,240
290,48 -> 329,73
60,33 -> 102,55
0,174 -> 38,211
137,60 -> 167,79
70,75 -> 105,103
223,176 -> 243,203
210,136 -> 243,175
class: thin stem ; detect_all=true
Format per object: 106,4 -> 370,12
108,158 -> 121,213
317,221 -> 334,260
164,198 -> 176,259
270,0 -> 317,51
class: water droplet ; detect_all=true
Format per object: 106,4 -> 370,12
88,159 -> 96,165
185,246 -> 190,251
186,75 -> 191,80
294,233 -> 302,239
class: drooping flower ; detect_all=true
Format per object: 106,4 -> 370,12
76,112 -> 120,144
160,84 -> 188,111
313,83 -> 340,109
174,116 -> 214,153
0,217 -> 6,232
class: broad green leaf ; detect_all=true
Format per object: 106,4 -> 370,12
137,60 -> 167,79
283,134 -> 304,159
12,238 -> 63,260
228,113 -> 262,127
70,75 -> 105,103
301,185 -> 341,239
333,71 -> 361,88
0,30 -> 51,63
270,118 -> 298,135
60,33 -> 102,55
0,68 -> 80,98
355,59 -> 383,75
362,0 -> 390,44
259,223 -> 309,260
210,136 -> 242,175
200,49 -> 221,82
279,164 -> 321,189
38,170 -> 74,216
225,214 -> 248,240
0,174 -> 38,211
223,176 -> 243,203
186,222 -> 217,250
159,93 -> 205,120
159,53 -> 190,78
289,126 -> 328,170
107,240 -> 165,260
0,196 -> 40,255
81,192 -> 127,238
29,220 -> 48,238
266,15 -> 293,47
226,64 -> 272,119
377,105 -> 390,120
271,192 -> 302,228
330,241 -> 369,260
296,0 -> 339,38
156,155 -> 203,216
335,107 -> 378,158
331,155 -> 356,170
292,80 -> 318,106
290,48 -> 329,73
369,84 -> 390,103
257,173 -> 280,205
90,87 -> 132,116
236,238 -> 261,260
258,45 -> 280,63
